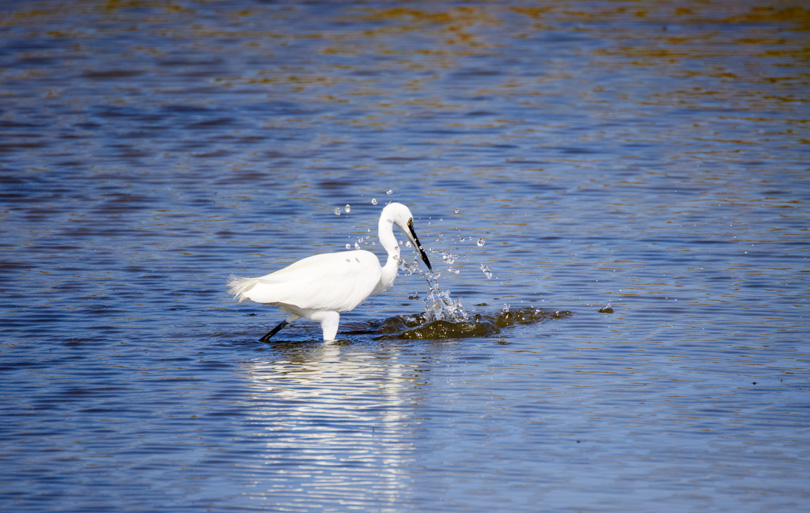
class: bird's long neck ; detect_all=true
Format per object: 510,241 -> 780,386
377,215 -> 400,293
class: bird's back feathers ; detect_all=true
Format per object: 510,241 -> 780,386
227,250 -> 384,313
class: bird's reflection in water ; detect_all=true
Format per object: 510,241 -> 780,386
239,339 -> 427,505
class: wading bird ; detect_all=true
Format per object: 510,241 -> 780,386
228,202 -> 432,342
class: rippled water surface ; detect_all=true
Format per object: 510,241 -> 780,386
2,1 -> 809,511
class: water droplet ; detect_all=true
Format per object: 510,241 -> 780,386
371,198 -> 378,205
477,238 -> 485,247
354,242 -> 361,250
386,189 -> 393,195
480,264 -> 492,279
344,204 -> 351,213
345,243 -> 351,250
334,207 -> 341,216
454,208 -> 460,214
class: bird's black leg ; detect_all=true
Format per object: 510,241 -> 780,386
259,320 -> 289,343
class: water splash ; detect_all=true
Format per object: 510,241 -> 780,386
382,223 -> 567,340
399,255 -> 467,323
480,264 -> 492,279
390,208 -> 506,335
422,269 -> 467,323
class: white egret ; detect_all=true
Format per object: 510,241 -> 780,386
228,202 -> 432,342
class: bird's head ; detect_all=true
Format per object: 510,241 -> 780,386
383,202 -> 432,271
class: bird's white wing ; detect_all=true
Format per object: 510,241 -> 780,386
243,250 -> 383,312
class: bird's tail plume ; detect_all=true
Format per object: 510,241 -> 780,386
227,275 -> 258,302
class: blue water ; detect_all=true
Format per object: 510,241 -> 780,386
2,1 -> 809,511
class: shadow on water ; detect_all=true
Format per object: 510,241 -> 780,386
376,307 -> 572,340
238,307 -> 572,346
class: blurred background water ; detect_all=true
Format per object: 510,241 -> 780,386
1,0 -> 809,511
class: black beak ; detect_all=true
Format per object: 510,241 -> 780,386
408,219 -> 432,271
